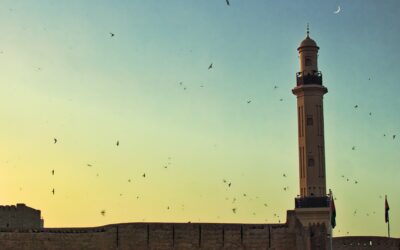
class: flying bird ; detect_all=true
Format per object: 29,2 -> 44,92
369,112 -> 372,116
232,208 -> 237,214
101,210 -> 106,216
283,173 -> 287,177
354,105 -> 358,109
51,170 -> 54,175
116,140 -> 119,146
393,135 -> 396,140
333,6 -> 341,14
87,164 -> 92,167
247,100 -> 252,104
228,182 -> 232,187
110,32 -> 115,37
226,0 -> 230,6
274,85 -> 278,90
208,63 -> 213,70
51,188 -> 55,195
142,173 -> 146,178
53,138 -> 58,144
352,146 -> 355,150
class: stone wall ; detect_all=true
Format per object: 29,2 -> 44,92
0,211 -> 312,250
333,236 -> 400,250
0,204 -> 42,229
4,209 -> 398,249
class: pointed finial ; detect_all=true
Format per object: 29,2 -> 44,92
307,23 -> 310,37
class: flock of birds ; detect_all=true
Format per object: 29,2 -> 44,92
50,133 -> 292,220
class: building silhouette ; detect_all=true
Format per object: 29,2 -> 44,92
0,30 -> 399,250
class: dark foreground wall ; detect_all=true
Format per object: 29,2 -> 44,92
0,210 -> 330,250
333,236 -> 400,250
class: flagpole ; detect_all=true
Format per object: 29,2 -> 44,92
329,189 -> 333,250
388,220 -> 390,238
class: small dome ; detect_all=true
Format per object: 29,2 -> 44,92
298,35 -> 319,49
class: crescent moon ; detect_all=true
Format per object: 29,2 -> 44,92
334,6 -> 341,14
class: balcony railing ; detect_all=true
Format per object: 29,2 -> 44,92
295,196 -> 330,208
296,71 -> 323,86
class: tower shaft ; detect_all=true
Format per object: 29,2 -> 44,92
292,32 -> 328,198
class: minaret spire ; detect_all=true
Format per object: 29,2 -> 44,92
306,23 -> 310,37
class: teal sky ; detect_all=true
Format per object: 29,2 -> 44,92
0,0 -> 399,237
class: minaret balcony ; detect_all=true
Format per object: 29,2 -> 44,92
295,196 -> 330,208
296,71 -> 323,86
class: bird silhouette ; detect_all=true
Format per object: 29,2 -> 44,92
101,210 -> 106,216
232,208 -> 237,214
354,105 -> 358,109
116,140 -> 119,146
142,173 -> 146,178
274,85 -> 278,90
87,163 -> 92,167
354,180 -> 358,184
228,182 -> 232,187
110,32 -> 115,37
393,135 -> 396,140
52,188 -> 55,195
369,112 -> 372,116
247,100 -> 251,104
53,138 -> 58,144
280,98 -> 283,102
352,146 -> 356,150
283,173 -> 287,177
264,203 -> 268,207
51,170 -> 54,175
208,63 -> 213,70
128,179 -> 131,183
226,0 -> 230,6
167,206 -> 170,210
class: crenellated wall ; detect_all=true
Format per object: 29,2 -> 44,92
333,236 -> 400,250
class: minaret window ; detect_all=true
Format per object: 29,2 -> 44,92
305,56 -> 312,66
307,116 -> 313,126
308,157 -> 315,167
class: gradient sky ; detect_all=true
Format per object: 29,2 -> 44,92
0,0 -> 399,237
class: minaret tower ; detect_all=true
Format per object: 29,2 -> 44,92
292,26 -> 328,198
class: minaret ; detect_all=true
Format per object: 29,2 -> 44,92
292,26 -> 328,198
293,28 -> 331,245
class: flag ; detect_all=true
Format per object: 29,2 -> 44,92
330,196 -> 336,228
385,196 -> 389,223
